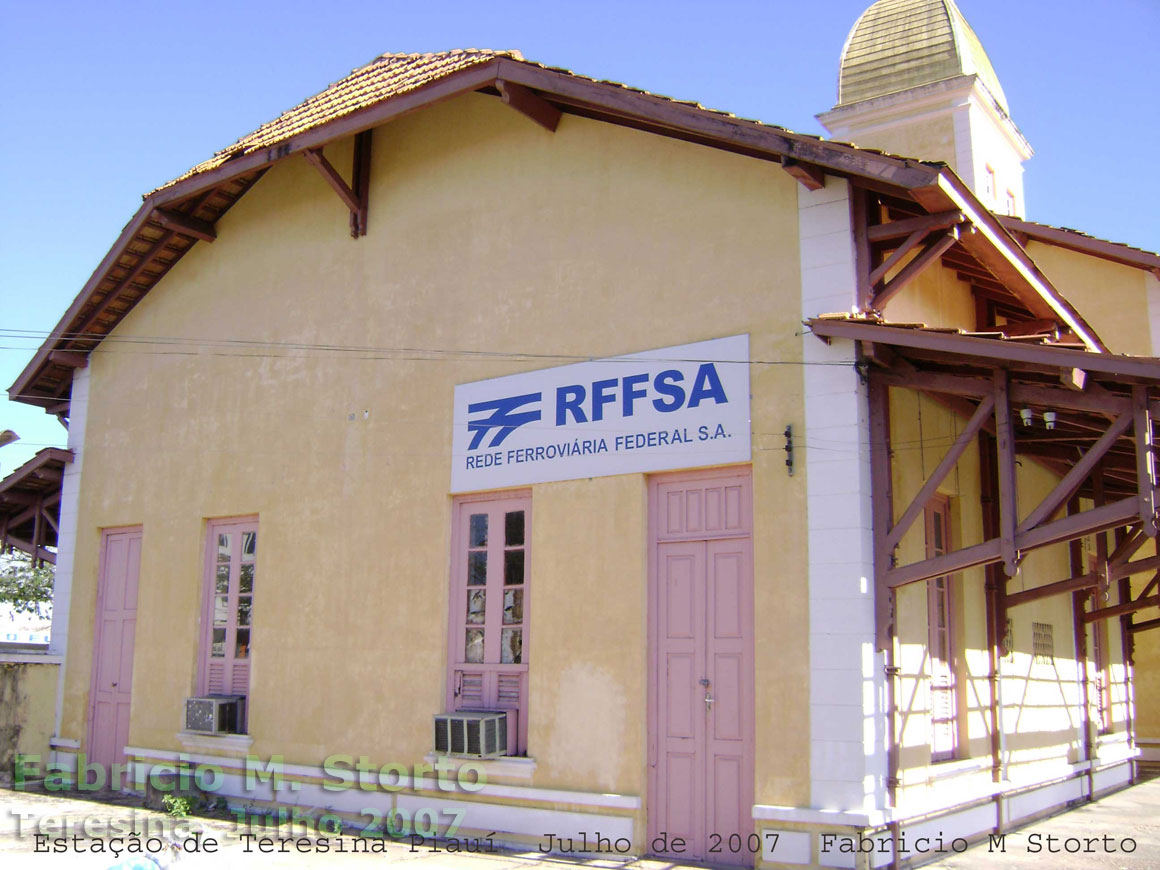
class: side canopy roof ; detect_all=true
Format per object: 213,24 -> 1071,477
11,49 -> 1100,411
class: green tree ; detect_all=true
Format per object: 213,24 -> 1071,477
0,550 -> 54,617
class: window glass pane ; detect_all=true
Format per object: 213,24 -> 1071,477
505,511 -> 524,546
238,596 -> 252,627
465,629 -> 485,663
240,563 -> 254,593
469,514 -> 488,548
504,549 -> 524,586
933,518 -> 944,552
503,589 -> 523,624
213,594 -> 229,625
211,628 -> 226,657
501,628 -> 523,664
217,533 -> 231,560
242,531 -> 257,560
466,589 -> 486,624
468,551 -> 487,586
235,628 -> 250,659
216,564 -> 230,594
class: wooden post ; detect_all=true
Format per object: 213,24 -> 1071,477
868,372 -> 900,809
350,130 -> 372,238
31,495 -> 43,569
993,371 -> 1019,576
980,432 -> 1004,785
851,186 -> 873,312
1069,496 -> 1094,802
1133,386 -> 1156,536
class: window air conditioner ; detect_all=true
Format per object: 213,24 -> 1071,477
185,695 -> 245,734
434,711 -> 508,757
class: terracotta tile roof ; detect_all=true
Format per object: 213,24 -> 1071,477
153,48 -> 943,195
155,49 -> 526,192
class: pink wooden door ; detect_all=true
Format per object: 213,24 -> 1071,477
649,470 -> 754,866
87,527 -> 142,788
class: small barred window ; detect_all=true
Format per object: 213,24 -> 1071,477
1032,622 -> 1054,665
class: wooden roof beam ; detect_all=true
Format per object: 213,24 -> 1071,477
1,535 -> 56,565
303,147 -> 360,213
870,229 -> 960,312
303,136 -> 371,239
48,351 -> 87,369
70,230 -> 177,342
497,80 -> 561,132
866,210 -> 965,243
1007,572 -> 1098,608
1084,593 -> 1160,623
152,208 -> 216,243
782,159 -> 824,191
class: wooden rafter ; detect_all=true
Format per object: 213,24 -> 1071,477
496,79 -> 561,132
48,351 -> 87,369
870,229 -> 960,313
151,208 -> 217,243
866,210 -> 964,243
781,158 -> 824,191
304,147 -> 360,212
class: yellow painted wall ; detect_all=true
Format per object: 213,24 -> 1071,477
883,261 -> 977,331
0,660 -> 59,779
61,91 -> 809,808
887,389 -> 1104,805
1026,243 -> 1151,356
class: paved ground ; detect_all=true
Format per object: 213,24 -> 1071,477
1,777 -> 1157,868
924,772 -> 1160,870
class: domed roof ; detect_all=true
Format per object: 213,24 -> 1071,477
836,0 -> 1008,111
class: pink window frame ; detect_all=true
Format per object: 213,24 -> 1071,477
197,515 -> 258,708
446,490 -> 531,755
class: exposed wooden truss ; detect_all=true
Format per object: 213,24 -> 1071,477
835,324 -> 1160,650
0,448 -> 71,568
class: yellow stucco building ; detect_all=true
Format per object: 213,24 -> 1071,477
8,2 -> 1160,868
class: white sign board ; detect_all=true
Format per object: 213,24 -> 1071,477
451,335 -> 751,492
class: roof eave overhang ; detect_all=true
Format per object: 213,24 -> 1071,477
999,216 -> 1160,275
910,174 -> 1106,352
10,55 -> 1100,404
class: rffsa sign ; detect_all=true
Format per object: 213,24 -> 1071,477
451,335 -> 751,491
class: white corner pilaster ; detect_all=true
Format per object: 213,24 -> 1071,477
50,366 -> 89,737
799,179 -> 888,813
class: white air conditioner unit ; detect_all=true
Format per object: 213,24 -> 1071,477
185,695 -> 245,734
434,711 -> 508,757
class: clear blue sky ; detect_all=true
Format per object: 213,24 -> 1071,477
1,0 -> 1157,473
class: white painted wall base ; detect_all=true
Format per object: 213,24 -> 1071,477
754,760 -> 1138,868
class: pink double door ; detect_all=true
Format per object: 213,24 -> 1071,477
87,527 -> 142,788
649,469 -> 755,866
